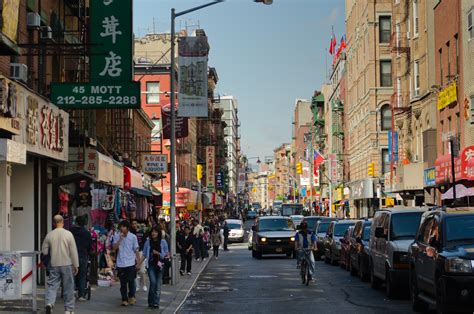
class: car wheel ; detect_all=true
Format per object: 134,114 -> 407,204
410,268 -> 428,312
330,253 -> 338,266
252,249 -> 256,258
256,250 -> 262,259
370,264 -> 382,289
385,267 -> 397,299
358,260 -> 366,281
324,253 -> 330,264
286,252 -> 292,258
349,259 -> 357,276
436,277 -> 448,314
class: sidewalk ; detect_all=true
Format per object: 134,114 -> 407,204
0,257 -> 210,314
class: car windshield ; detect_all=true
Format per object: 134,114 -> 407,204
334,223 -> 355,237
390,212 -> 423,240
305,218 -> 319,230
363,226 -> 371,241
227,223 -> 241,230
259,219 -> 294,231
445,215 -> 474,243
317,222 -> 330,234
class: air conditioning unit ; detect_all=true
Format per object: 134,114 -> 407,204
27,12 -> 41,28
40,26 -> 53,41
10,63 -> 28,83
413,154 -> 420,162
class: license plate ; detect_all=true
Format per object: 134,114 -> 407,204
275,248 -> 283,253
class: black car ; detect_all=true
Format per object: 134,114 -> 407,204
324,220 -> 357,265
349,219 -> 372,280
251,216 -> 296,259
409,208 -> 474,313
313,218 -> 336,261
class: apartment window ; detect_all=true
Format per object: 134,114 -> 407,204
470,96 -> 474,124
455,34 -> 459,74
469,10 -> 473,39
381,104 -> 392,131
397,77 -> 401,107
395,23 -> 401,52
446,41 -> 451,78
379,16 -> 392,43
382,149 -> 389,175
413,0 -> 419,36
414,60 -> 420,96
441,120 -> 444,154
380,60 -> 392,87
152,119 -> 161,140
146,82 -> 160,104
439,49 -> 443,86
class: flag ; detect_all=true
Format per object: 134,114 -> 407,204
313,150 -> 325,175
335,35 -> 347,62
329,32 -> 336,55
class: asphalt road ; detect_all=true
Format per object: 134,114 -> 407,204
179,219 -> 414,314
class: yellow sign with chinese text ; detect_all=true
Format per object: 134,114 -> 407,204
2,0 -> 20,43
437,82 -> 457,111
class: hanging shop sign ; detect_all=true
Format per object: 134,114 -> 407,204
350,179 -> 374,200
388,131 -> 399,161
206,146 -> 215,192
142,154 -> 168,174
238,168 -> 246,191
178,36 -> 209,117
461,145 -> 474,181
0,139 -> 26,165
124,166 -> 143,190
424,167 -> 436,187
51,0 -> 140,109
300,166 -> 310,186
437,82 -> 457,111
1,0 -> 20,44
216,171 -> 224,190
70,148 -> 123,187
161,104 -> 189,139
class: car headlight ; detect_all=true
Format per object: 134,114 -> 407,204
260,237 -> 267,243
445,258 -> 473,273
290,237 -> 295,242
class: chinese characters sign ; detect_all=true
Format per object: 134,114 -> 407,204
161,104 -> 189,139
51,0 -> 140,109
437,82 -> 457,111
142,154 -> 168,174
178,36 -> 209,117
206,146 -> 215,191
216,171 -> 224,190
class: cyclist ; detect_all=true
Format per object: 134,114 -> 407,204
294,221 -> 316,279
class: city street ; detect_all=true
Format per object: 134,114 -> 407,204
180,220 -> 413,313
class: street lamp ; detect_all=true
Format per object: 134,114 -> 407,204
169,0 -> 272,286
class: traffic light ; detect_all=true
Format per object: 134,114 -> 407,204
367,162 -> 375,177
197,164 -> 203,181
296,162 -> 303,174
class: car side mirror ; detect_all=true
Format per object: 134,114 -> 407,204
375,227 -> 387,239
251,226 -> 256,231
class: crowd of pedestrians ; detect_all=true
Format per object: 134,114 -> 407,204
40,215 -> 230,313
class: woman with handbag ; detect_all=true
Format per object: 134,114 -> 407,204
142,225 -> 169,309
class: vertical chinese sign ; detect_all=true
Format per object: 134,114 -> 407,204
51,0 -> 140,109
178,36 -> 209,117
206,146 -> 215,192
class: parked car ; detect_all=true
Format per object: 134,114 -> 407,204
290,215 -> 304,228
224,219 -> 245,243
247,210 -> 258,219
314,218 -> 337,261
340,226 -> 355,270
369,207 -> 425,298
324,220 -> 357,265
303,216 -> 325,232
349,219 -> 372,281
409,208 -> 474,313
251,216 -> 296,258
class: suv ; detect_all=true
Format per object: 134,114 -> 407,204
324,220 -> 356,265
251,216 -> 296,259
313,218 -> 337,261
369,208 -> 425,298
409,208 -> 474,313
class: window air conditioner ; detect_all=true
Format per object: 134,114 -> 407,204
27,12 -> 41,28
40,26 -> 53,40
413,155 -> 420,162
10,63 -> 28,83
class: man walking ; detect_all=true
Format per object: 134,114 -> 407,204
223,221 -> 230,251
112,220 -> 140,306
177,226 -> 194,275
71,215 -> 92,302
42,215 -> 79,314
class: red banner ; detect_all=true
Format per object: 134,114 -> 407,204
435,145 -> 474,184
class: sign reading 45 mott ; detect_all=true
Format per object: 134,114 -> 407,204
51,0 -> 140,109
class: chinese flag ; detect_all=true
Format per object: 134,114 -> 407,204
313,150 -> 325,175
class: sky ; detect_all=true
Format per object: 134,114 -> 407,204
134,0 -> 345,162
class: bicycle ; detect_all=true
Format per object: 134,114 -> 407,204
299,249 -> 312,286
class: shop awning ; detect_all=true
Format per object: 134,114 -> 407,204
124,166 -> 144,190
130,187 -> 153,197
48,172 -> 97,185
442,184 -> 474,200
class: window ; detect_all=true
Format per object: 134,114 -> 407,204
447,41 -> 451,78
439,49 -> 443,86
469,10 -> 473,40
152,119 -> 161,140
455,34 -> 459,74
381,104 -> 392,131
414,60 -> 420,96
379,16 -> 391,43
395,23 -> 401,53
382,148 -> 389,175
380,60 -> 392,87
413,0 -> 419,36
471,96 -> 474,125
397,77 -> 401,106
146,82 -> 160,104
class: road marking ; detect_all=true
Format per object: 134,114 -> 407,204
249,275 -> 278,278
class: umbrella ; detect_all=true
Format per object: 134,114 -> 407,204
442,184 -> 474,200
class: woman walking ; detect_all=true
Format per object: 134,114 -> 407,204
142,226 -> 169,309
211,227 -> 222,259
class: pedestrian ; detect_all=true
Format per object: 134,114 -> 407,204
42,215 -> 79,314
202,227 -> 210,259
223,221 -> 230,251
177,226 -> 194,275
192,221 -> 204,261
112,220 -> 140,307
142,225 -> 169,309
211,227 -> 222,259
71,215 -> 92,302
131,219 -> 147,292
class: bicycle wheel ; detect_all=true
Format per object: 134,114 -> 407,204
301,262 -> 306,284
305,265 -> 310,286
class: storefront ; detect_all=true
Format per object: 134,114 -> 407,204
162,187 -> 199,221
349,178 -> 376,218
0,76 -> 69,252
124,166 -> 153,222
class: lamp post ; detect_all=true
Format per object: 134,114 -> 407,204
169,0 -> 272,286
